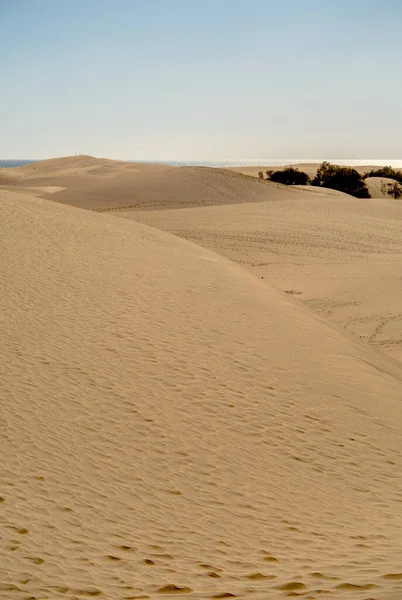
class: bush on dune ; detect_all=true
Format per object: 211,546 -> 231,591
311,161 -> 370,198
266,167 -> 310,186
381,180 -> 402,199
365,166 -> 402,183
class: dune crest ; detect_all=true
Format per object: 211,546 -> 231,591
46,165 -> 302,211
0,155 -> 169,197
2,156 -> 348,212
1,188 -> 402,599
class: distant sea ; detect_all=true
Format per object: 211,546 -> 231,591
1,158 -> 402,169
135,159 -> 402,168
0,160 -> 37,168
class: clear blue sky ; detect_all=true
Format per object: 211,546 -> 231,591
1,0 -> 401,160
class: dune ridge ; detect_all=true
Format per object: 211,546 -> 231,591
122,193 -> 402,362
0,155 -> 170,199
1,188 -> 402,599
1,156 -> 355,212
45,166 -> 303,211
4,155 -> 402,364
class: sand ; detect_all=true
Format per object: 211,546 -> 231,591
43,166 -> 300,211
1,157 -> 402,600
2,156 -> 341,212
123,196 -> 402,362
365,177 -> 400,199
0,155 -> 169,201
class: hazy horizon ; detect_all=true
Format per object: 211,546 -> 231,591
1,0 -> 402,160
2,158 -> 402,169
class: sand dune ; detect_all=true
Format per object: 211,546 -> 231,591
0,155 -> 169,198
2,188 -> 402,599
2,156 -> 345,212
0,172 -> 11,185
365,177 -> 399,199
42,166 -> 306,211
1,155 -> 167,180
122,194 -> 402,362
5,156 -> 402,363
294,184 -> 351,197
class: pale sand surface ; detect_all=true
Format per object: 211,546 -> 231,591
1,155 -> 168,181
1,157 -> 387,205
1,156 -> 337,212
4,157 -> 402,362
294,185 -> 351,197
0,155 -> 170,197
2,157 -> 402,599
122,196 -> 402,362
2,188 -> 402,600
44,167 -> 299,211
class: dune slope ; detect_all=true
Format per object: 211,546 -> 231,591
1,189 -> 402,600
45,166 -> 304,211
2,157 -> 304,211
0,155 -> 170,197
1,156 -> 355,211
121,195 -> 402,362
0,155 -> 168,181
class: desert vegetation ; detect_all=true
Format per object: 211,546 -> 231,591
260,162 -> 370,198
267,167 -> 310,186
381,180 -> 402,199
365,166 -> 402,183
311,162 -> 370,198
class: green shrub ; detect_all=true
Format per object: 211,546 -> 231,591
365,166 -> 402,182
312,162 -> 370,198
267,167 -> 310,186
381,181 -> 402,199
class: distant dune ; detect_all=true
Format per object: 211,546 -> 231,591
1,154 -> 167,179
1,155 -> 358,211
2,156 -> 387,208
40,165 -> 305,211
5,156 -> 402,363
0,154 -> 169,197
1,187 -> 402,600
365,176 -> 399,199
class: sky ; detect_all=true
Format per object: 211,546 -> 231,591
1,0 -> 401,160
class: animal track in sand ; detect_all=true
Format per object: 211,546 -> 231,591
24,556 -> 45,565
276,581 -> 306,591
72,589 -> 103,597
156,584 -> 193,594
336,582 -> 377,590
246,573 -> 276,580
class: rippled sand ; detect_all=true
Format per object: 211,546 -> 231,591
1,159 -> 402,600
